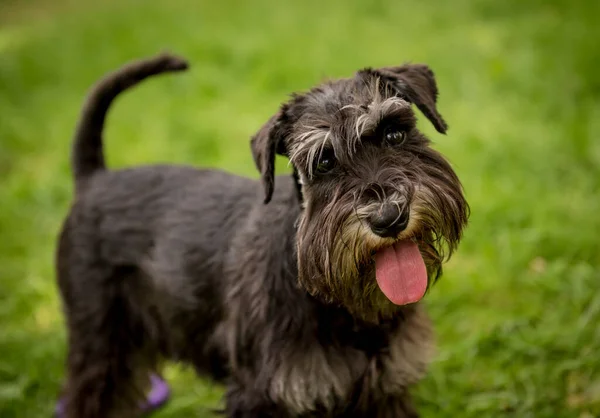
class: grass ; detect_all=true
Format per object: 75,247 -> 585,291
0,0 -> 599,416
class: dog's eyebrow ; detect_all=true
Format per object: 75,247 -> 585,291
289,126 -> 333,176
341,96 -> 412,142
373,96 -> 412,119
294,126 -> 330,144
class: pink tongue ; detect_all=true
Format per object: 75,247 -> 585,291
374,240 -> 428,305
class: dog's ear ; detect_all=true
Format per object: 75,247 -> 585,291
250,110 -> 287,204
370,64 -> 448,134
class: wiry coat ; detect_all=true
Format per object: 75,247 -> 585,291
56,53 -> 468,418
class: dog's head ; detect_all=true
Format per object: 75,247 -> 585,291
251,64 -> 469,322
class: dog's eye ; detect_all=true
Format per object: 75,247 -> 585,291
314,150 -> 336,175
383,126 -> 406,145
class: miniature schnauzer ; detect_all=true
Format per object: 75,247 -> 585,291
55,52 -> 468,418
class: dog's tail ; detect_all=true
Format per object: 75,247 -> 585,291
71,52 -> 189,193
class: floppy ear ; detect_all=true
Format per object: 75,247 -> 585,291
373,64 -> 448,134
250,110 -> 286,204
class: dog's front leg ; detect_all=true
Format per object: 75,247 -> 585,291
224,381 -> 291,418
369,393 -> 419,418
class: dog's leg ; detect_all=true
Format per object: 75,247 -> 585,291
224,382 -> 291,418
62,268 -> 152,417
58,229 -> 159,418
371,393 -> 419,418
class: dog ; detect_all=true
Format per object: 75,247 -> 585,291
55,51 -> 468,418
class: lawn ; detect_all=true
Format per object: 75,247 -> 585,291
0,0 -> 599,416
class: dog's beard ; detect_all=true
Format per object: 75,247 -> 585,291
297,197 -> 394,322
296,154 -> 467,323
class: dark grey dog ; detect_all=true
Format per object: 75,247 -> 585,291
56,52 -> 468,418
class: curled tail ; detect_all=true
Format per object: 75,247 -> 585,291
72,52 -> 189,194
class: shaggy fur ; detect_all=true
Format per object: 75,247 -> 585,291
56,52 -> 468,418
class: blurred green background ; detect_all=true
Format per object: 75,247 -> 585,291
1,0 -> 599,416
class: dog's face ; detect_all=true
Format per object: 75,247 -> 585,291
251,64 -> 469,322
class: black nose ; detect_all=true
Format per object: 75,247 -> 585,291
367,203 -> 409,238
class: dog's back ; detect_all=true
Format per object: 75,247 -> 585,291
64,52 -> 263,285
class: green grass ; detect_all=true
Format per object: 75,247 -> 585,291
1,0 -> 599,416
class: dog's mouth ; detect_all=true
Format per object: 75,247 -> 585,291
373,240 -> 427,305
